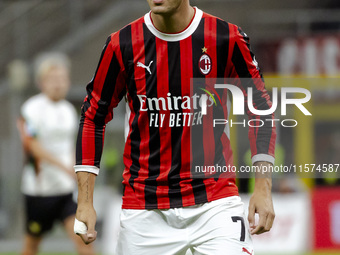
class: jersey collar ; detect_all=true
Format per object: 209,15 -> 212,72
144,7 -> 203,42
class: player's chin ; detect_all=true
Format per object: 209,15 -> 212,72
150,6 -> 169,15
149,3 -> 173,14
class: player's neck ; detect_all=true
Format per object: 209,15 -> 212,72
150,5 -> 195,34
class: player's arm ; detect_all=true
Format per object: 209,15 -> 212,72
16,117 -> 75,178
230,26 -> 276,234
25,136 -> 75,178
74,171 -> 97,244
248,161 -> 275,235
74,34 -> 125,244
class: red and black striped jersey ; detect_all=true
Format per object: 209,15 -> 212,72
75,7 -> 276,209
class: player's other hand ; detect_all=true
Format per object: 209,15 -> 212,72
248,162 -> 275,235
74,204 -> 97,245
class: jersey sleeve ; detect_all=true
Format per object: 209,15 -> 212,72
229,26 -> 276,165
75,35 -> 126,174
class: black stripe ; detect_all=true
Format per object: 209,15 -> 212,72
191,18 -> 208,204
232,43 -> 268,108
237,27 -> 263,77
93,53 -> 121,126
168,41 -> 183,208
231,43 -> 252,79
213,20 -> 230,180
216,20 -> 229,78
143,24 -> 159,208
81,100 -> 91,114
232,43 -> 273,154
75,115 -> 84,165
257,114 -> 273,154
213,87 -> 227,181
94,126 -> 104,167
120,25 -> 141,194
118,88 -> 127,102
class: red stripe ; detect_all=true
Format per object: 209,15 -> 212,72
81,117 -> 96,165
180,36 -> 195,207
155,37 -> 170,207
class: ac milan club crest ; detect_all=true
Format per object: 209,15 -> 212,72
199,53 -> 212,75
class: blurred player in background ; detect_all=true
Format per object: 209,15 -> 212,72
74,0 -> 276,254
17,53 -> 95,255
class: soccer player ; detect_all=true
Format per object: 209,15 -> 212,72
18,53 -> 95,255
74,0 -> 276,254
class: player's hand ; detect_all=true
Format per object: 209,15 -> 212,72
248,163 -> 275,235
74,204 -> 97,245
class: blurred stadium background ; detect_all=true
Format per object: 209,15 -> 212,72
0,0 -> 340,254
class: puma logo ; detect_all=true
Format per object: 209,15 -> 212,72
242,247 -> 253,255
137,61 -> 153,75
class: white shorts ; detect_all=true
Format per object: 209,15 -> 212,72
116,196 -> 254,255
